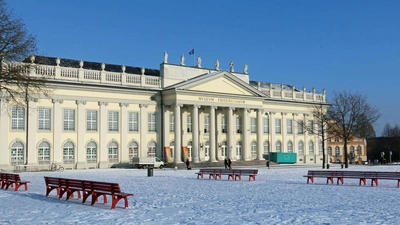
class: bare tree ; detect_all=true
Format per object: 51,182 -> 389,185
382,123 -> 400,137
303,102 -> 331,169
328,91 -> 380,168
0,0 -> 52,164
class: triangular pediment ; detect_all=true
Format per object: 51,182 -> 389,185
167,71 -> 265,97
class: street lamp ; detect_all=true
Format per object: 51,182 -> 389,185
265,112 -> 270,169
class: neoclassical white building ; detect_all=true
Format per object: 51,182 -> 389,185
0,53 -> 328,170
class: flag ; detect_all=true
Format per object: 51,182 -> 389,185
189,49 -> 194,55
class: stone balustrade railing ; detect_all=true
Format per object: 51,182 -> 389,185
254,82 -> 326,103
16,62 -> 162,89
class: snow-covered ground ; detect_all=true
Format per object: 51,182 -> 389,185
1,164 -> 399,225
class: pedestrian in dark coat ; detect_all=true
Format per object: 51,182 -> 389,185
224,158 -> 228,169
186,159 -> 190,169
228,158 -> 232,170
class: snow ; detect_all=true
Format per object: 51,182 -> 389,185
1,164 -> 400,224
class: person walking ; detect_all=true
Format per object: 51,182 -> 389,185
224,158 -> 228,169
185,158 -> 190,170
228,158 -> 232,170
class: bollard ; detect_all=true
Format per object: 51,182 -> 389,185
147,166 -> 153,177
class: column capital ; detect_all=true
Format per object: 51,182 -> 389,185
244,108 -> 251,113
98,101 -> 108,106
173,104 -> 183,108
293,113 -> 298,116
210,106 -> 218,110
228,107 -> 235,111
119,103 -> 129,107
52,99 -> 63,104
193,105 -> 201,109
139,104 -> 148,108
76,100 -> 87,105
258,108 -> 264,114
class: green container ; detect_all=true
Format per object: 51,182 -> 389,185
269,152 -> 297,164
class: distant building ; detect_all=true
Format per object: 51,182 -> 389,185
0,53 -> 328,170
327,135 -> 367,164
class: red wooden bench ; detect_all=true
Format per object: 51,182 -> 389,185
0,172 -> 30,191
44,177 -> 134,209
233,169 -> 258,181
304,170 -> 400,188
196,169 -> 258,181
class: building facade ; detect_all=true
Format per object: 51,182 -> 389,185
0,53 -> 328,170
327,135 -> 367,164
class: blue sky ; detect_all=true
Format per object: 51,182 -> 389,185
8,0 -> 400,135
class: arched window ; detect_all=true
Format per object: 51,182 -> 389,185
169,141 -> 175,158
335,146 -> 340,157
11,141 -> 24,165
276,141 -> 281,152
129,141 -> 138,159
63,141 -> 75,164
298,141 -> 304,155
328,146 -> 332,155
357,146 -> 362,155
350,146 -> 355,155
309,141 -> 314,155
148,141 -> 156,157
221,141 -> 227,157
287,141 -> 293,153
38,141 -> 50,165
251,141 -> 257,156
263,141 -> 269,154
108,141 -> 118,162
86,141 -> 97,163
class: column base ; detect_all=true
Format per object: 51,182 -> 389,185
98,161 -> 110,169
76,161 -> 87,170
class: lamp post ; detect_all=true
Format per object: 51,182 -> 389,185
265,112 -> 270,169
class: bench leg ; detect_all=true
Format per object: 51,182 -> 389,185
371,179 -> 378,187
359,178 -> 366,186
327,177 -> 333,184
337,178 -> 344,185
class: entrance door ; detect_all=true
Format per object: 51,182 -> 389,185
236,141 -> 242,160
204,141 -> 210,161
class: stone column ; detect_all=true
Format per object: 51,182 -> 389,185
98,101 -> 108,168
76,100 -> 87,169
257,109 -> 264,160
52,99 -> 63,164
0,99 -> 9,167
227,107 -> 235,159
242,108 -> 250,161
209,106 -> 217,162
163,105 -> 170,161
192,105 -> 200,163
120,103 -> 129,164
27,99 -> 38,165
174,104 -> 183,163
139,104 -> 148,157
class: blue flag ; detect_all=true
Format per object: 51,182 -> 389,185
189,49 -> 194,55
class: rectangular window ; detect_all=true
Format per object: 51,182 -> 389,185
169,113 -> 175,132
275,119 -> 281,134
250,118 -> 256,133
129,112 -> 139,132
308,120 -> 314,134
38,108 -> 51,130
236,116 -> 242,133
221,116 -> 227,133
108,111 -> 119,132
63,109 -> 75,131
187,114 -> 192,132
204,115 -> 209,133
263,118 -> 269,133
11,106 -> 25,130
298,120 -> 304,134
87,110 -> 97,131
287,119 -> 292,134
148,113 -> 156,132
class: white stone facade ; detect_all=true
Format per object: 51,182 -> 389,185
0,54 -> 328,170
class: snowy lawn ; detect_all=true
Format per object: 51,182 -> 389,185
1,164 -> 399,225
